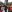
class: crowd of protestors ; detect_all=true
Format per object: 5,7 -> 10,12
0,4 -> 8,12
0,2 -> 12,12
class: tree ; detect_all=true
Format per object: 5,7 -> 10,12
0,2 -> 4,5
11,2 -> 12,3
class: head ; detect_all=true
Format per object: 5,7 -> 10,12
10,4 -> 12,8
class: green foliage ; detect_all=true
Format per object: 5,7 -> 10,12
11,2 -> 12,3
0,2 -> 4,5
0,2 -> 3,4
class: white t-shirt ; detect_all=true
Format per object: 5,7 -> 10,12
7,9 -> 8,12
2,9 -> 5,12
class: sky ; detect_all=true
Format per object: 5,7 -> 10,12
8,0 -> 12,2
0,0 -> 5,3
0,0 -> 12,3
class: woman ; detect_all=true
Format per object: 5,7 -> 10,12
10,4 -> 12,11
8,4 -> 12,12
